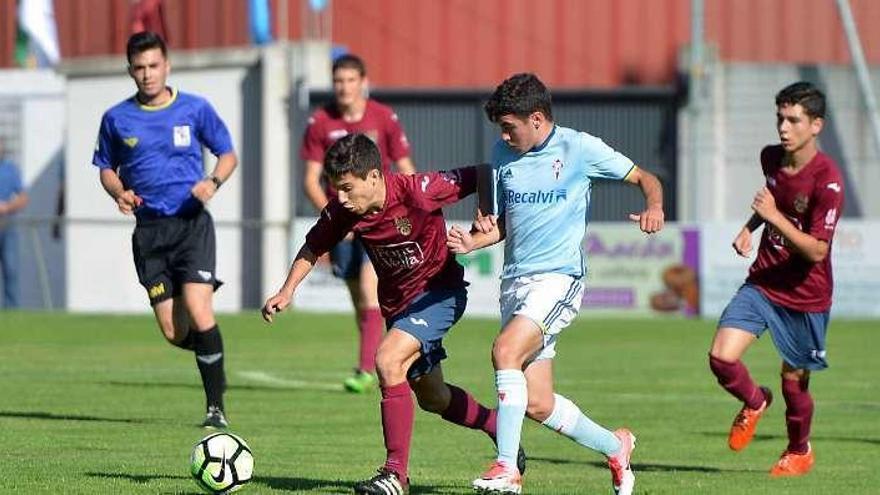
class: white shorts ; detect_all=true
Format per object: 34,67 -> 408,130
500,273 -> 584,361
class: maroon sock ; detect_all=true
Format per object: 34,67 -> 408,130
440,384 -> 498,440
782,377 -> 813,454
709,355 -> 765,409
381,381 -> 414,481
358,308 -> 383,373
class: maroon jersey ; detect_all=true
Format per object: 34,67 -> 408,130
746,145 -> 845,312
305,167 -> 477,317
300,99 -> 411,195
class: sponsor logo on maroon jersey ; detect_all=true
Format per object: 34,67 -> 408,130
372,241 -> 424,270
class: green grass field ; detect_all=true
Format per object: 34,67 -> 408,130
1,312 -> 877,494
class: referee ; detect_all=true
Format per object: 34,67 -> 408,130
92,32 -> 237,428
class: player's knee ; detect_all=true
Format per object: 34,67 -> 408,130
188,312 -> 215,331
491,341 -> 523,369
415,391 -> 446,413
155,319 -> 176,342
169,331 -> 195,350
781,368 -> 808,382
708,353 -> 733,380
708,338 -> 729,361
526,398 -> 553,422
374,350 -> 407,383
708,352 -> 720,371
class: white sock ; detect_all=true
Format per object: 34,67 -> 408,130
541,393 -> 621,456
495,369 -> 528,468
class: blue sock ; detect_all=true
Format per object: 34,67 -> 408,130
495,369 -> 527,468
541,393 -> 621,456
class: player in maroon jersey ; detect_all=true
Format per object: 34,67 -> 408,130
263,134 -> 524,494
708,82 -> 845,477
300,54 -> 416,394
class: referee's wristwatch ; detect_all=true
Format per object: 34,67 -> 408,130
208,175 -> 224,190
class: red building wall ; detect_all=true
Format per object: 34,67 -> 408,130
3,0 -> 880,88
0,0 -> 17,67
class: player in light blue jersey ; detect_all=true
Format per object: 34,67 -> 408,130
448,73 -> 664,495
93,32 -> 238,429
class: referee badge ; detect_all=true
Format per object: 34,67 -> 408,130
394,217 -> 412,236
173,125 -> 192,147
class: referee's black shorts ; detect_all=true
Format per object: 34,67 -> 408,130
132,208 -> 222,306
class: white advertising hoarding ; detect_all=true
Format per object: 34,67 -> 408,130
700,220 -> 880,318
291,218 -> 700,318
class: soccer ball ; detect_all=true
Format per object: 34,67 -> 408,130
190,432 -> 254,494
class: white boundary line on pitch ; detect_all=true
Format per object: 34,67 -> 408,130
237,370 -> 343,391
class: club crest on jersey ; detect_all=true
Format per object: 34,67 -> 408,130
394,217 -> 412,236
552,159 -> 564,180
123,137 -> 139,148
173,125 -> 191,147
793,193 -> 809,213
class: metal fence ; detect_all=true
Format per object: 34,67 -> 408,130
294,87 -> 681,221
0,216 -> 64,310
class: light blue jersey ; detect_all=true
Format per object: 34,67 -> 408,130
492,125 -> 635,279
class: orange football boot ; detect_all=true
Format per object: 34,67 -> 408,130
728,386 -> 772,451
770,444 -> 814,477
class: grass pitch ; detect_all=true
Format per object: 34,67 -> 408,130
1,311 -> 876,494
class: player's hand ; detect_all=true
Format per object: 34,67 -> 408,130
191,179 -> 218,204
261,291 -> 292,323
447,225 -> 476,254
629,206 -> 664,234
116,190 -> 143,215
472,209 -> 497,234
751,186 -> 779,221
732,227 -> 752,257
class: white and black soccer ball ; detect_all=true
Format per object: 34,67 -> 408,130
190,432 -> 254,494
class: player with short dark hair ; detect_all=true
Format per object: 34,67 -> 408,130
709,81 -> 844,477
264,133 -> 523,495
93,31 -> 237,428
126,30 -> 166,63
332,53 -> 367,77
301,53 -> 416,394
449,73 -> 665,495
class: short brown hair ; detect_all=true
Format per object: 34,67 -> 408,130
126,31 -> 167,64
484,73 -> 553,123
776,82 -> 826,119
324,134 -> 382,180
332,54 -> 367,77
